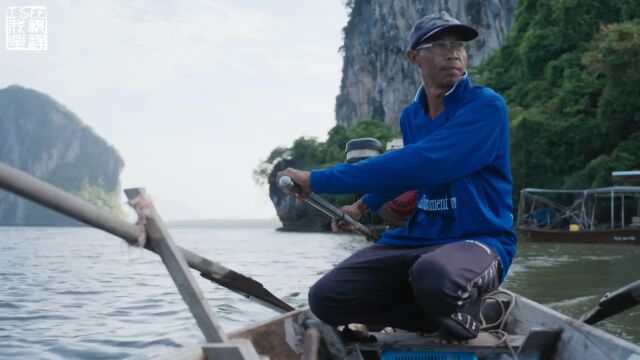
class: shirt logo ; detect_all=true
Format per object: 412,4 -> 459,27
417,194 -> 457,212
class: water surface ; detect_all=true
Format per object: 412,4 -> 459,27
0,227 -> 638,359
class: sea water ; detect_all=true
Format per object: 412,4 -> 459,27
0,226 -> 638,359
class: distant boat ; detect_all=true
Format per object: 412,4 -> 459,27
516,186 -> 640,245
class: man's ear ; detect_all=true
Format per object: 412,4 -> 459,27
406,50 -> 417,65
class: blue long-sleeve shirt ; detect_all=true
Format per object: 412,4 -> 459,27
310,76 -> 516,279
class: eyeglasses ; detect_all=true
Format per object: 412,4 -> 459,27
414,40 -> 464,51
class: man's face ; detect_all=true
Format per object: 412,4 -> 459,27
407,33 -> 468,90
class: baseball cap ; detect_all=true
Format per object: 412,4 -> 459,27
408,11 -> 478,50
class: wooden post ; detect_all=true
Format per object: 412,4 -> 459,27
517,190 -> 526,226
622,194 -> 625,229
125,188 -> 227,343
611,190 -> 615,229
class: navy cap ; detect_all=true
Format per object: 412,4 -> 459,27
407,11 -> 478,50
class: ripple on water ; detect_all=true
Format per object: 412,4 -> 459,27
0,314 -> 74,321
54,290 -> 106,295
0,301 -> 24,309
546,295 -> 596,309
80,337 -> 182,349
48,344 -> 131,360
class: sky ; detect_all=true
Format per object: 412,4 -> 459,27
0,0 -> 349,220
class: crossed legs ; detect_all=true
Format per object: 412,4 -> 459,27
308,240 -> 501,339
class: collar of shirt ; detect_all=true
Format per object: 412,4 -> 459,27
413,72 -> 471,109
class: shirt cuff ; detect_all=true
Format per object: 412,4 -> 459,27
310,169 -> 331,194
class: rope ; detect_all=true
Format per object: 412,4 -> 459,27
478,290 -> 519,359
127,196 -> 149,248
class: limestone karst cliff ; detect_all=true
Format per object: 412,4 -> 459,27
336,0 -> 517,130
0,85 -> 124,225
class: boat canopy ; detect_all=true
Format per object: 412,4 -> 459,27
612,171 -> 640,185
521,186 -> 640,195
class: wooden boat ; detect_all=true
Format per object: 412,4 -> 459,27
158,290 -> 640,359
1,162 -> 639,360
516,187 -> 640,245
517,227 -> 640,245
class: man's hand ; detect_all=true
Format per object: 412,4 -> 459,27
332,199 -> 368,232
276,168 -> 311,205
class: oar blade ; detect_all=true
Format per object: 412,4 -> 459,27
581,279 -> 640,325
200,271 -> 295,313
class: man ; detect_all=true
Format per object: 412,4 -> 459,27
278,11 -> 515,340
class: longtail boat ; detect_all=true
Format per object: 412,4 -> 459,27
1,161 -> 639,359
517,187 -> 640,245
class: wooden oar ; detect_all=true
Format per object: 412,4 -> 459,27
581,279 -> 640,325
0,161 -> 294,314
278,175 -> 378,240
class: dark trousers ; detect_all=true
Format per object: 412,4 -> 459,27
308,240 -> 502,339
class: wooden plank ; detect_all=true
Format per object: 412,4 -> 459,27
517,328 -> 562,359
302,328 -> 321,360
229,308 -> 312,360
202,339 -> 261,360
125,188 -> 227,344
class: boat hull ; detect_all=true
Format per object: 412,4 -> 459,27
156,290 -> 640,360
517,227 -> 640,245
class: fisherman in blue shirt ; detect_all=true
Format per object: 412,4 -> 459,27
278,11 -> 516,340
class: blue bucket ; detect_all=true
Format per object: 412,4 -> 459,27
380,350 -> 478,360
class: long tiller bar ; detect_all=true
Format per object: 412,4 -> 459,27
278,175 -> 377,240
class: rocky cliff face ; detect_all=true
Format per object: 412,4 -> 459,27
336,0 -> 518,130
0,85 -> 124,225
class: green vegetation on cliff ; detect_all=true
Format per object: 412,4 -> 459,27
477,0 -> 640,191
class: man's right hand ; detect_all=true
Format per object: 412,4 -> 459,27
332,199 -> 368,233
276,168 -> 311,206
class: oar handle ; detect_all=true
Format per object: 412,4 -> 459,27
278,175 -> 303,193
278,176 -> 376,240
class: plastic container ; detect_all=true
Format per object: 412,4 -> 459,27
380,350 -> 478,360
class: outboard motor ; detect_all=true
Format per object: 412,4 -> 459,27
345,138 -> 383,163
